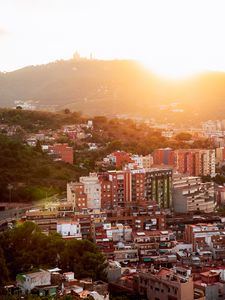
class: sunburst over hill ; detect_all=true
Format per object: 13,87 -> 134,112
1,58 -> 225,124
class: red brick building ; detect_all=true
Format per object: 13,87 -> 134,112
152,148 -> 175,166
175,149 -> 215,177
99,178 -> 113,210
49,143 -> 73,164
131,171 -> 145,206
108,170 -> 132,208
112,151 -> 133,168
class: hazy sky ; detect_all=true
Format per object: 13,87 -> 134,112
1,0 -> 225,77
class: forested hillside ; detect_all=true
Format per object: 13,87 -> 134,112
0,134 -> 79,202
1,59 -> 225,123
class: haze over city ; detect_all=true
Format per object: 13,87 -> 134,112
1,2 -> 225,300
1,0 -> 225,78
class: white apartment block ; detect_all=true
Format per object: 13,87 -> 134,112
80,173 -> 101,209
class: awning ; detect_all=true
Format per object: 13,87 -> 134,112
143,257 -> 154,262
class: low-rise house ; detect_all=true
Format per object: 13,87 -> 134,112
57,221 -> 82,240
16,269 -> 51,294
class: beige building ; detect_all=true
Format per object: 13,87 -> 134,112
80,173 -> 101,209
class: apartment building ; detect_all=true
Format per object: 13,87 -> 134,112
131,169 -> 146,206
152,148 -> 175,166
145,169 -> 173,209
138,267 -> 198,300
108,170 -> 132,208
215,147 -> 225,164
175,149 -> 215,177
173,176 -> 215,213
185,224 -> 223,251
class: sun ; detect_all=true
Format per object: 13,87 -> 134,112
140,57 -> 200,80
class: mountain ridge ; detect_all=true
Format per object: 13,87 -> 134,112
1,58 -> 225,124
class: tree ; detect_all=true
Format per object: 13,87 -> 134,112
0,246 -> 9,285
34,140 -> 43,153
174,132 -> 192,141
0,222 -> 107,285
64,108 -> 71,114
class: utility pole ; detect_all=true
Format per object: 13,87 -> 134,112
7,184 -> 13,203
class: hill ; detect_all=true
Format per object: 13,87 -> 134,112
1,59 -> 225,124
0,134 -> 80,202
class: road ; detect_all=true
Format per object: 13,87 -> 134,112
0,195 -> 59,227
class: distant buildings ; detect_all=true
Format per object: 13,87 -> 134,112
215,147 -> 225,164
103,151 -> 153,169
104,151 -> 133,168
14,100 -> 36,110
49,143 -> 73,164
152,148 -> 175,166
151,148 -> 216,178
175,149 -> 216,177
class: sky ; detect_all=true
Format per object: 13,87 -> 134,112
1,0 -> 225,78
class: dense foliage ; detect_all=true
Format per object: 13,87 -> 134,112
0,222 -> 107,286
0,109 -> 84,133
0,134 -> 81,202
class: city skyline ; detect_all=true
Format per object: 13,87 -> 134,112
1,0 -> 225,78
